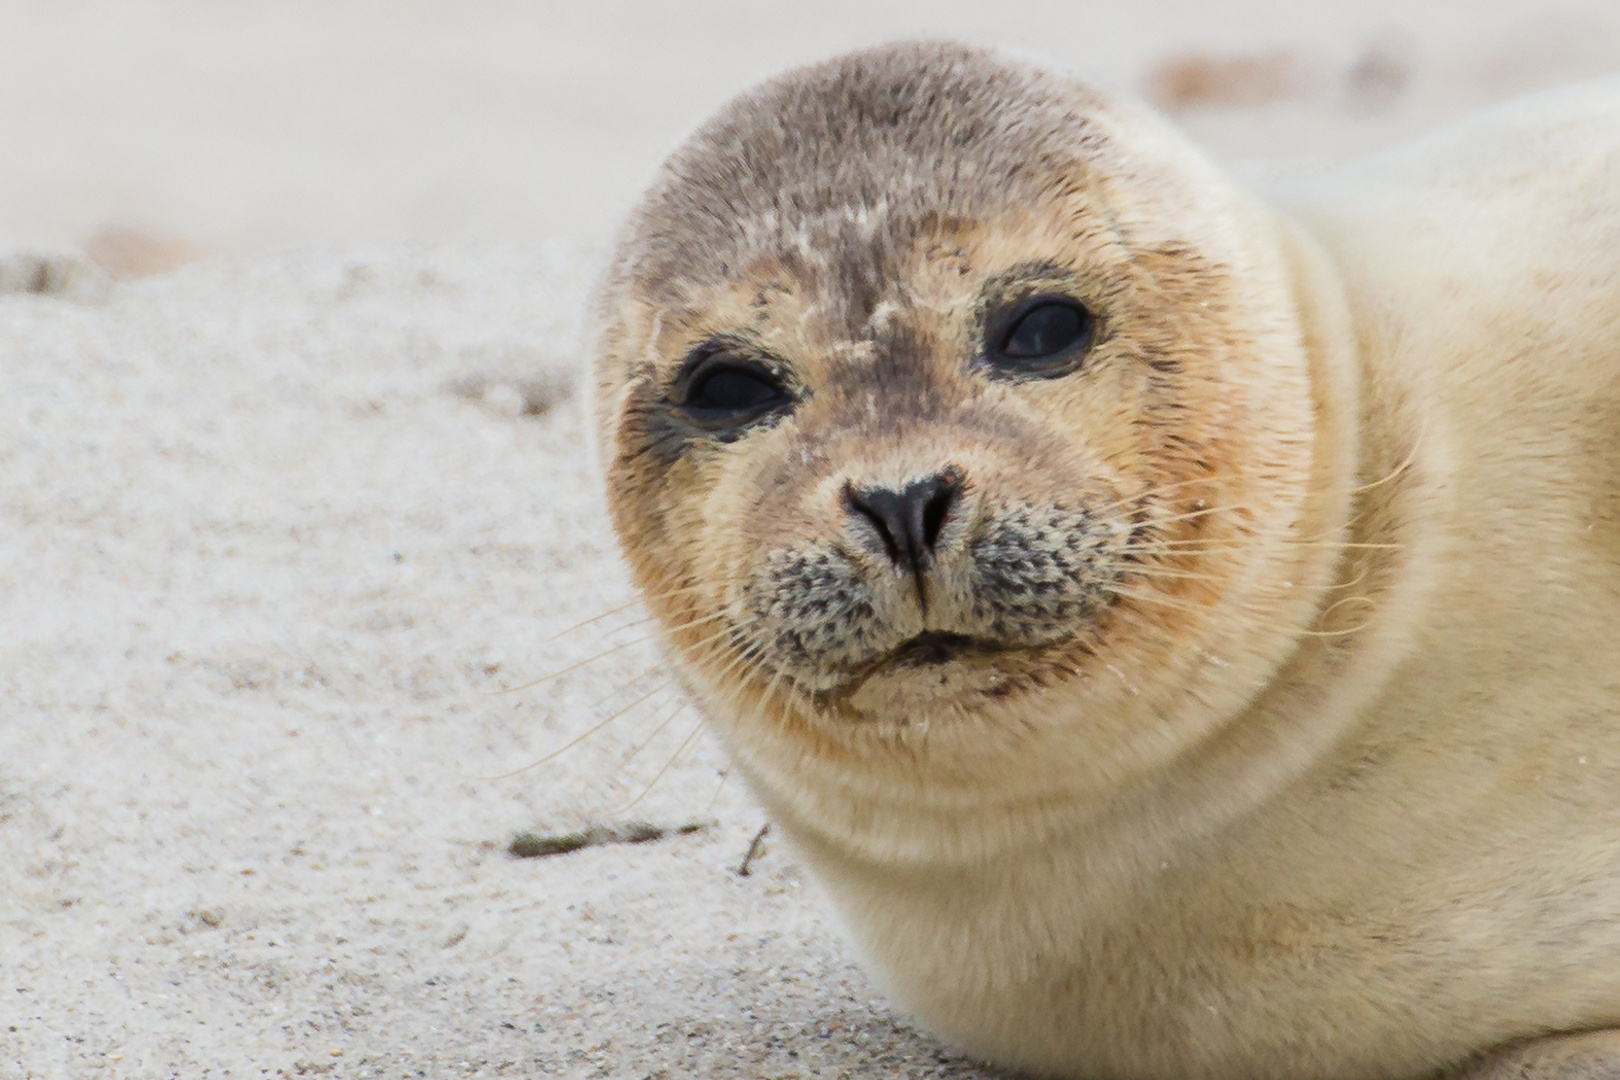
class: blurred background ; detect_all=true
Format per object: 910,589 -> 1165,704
4,0 -> 1620,276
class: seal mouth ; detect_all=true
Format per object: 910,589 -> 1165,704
809,630 -> 1028,713
886,631 -> 999,667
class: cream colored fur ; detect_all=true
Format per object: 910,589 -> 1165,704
591,47 -> 1620,1080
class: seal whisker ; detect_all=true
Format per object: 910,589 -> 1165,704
1083,474 -> 1228,518
540,581 -> 715,644
1099,583 -> 1220,618
1133,500 -> 1256,530
584,657 -> 672,709
613,714 -> 710,814
612,695 -> 691,777
474,678 -> 678,780
703,769 -> 731,816
1111,564 -> 1228,583
1295,622 -> 1376,639
540,596 -> 651,644
493,632 -> 667,694
502,607 -> 733,695
1131,537 -> 1401,552
1296,594 -> 1379,638
1348,425 -> 1424,494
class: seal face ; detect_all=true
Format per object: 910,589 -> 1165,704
592,42 -> 1339,806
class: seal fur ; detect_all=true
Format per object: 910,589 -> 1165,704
589,41 -> 1620,1080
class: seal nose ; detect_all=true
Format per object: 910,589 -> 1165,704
845,469 -> 962,575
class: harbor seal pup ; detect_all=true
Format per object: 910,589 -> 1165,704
587,41 -> 1620,1080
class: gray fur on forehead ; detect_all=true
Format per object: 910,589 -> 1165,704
610,41 -> 1108,298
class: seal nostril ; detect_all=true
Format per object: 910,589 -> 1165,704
844,482 -> 905,566
919,478 -> 958,552
845,469 -> 963,578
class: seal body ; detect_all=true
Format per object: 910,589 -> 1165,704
589,43 -> 1620,1080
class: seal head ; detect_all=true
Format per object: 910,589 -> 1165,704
592,41 -> 1352,867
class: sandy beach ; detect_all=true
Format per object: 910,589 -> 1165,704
4,3 -> 1619,1077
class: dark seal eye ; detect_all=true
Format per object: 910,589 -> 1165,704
986,297 -> 1095,378
681,354 -> 792,428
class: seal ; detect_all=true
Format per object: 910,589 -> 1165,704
588,41 -> 1620,1080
